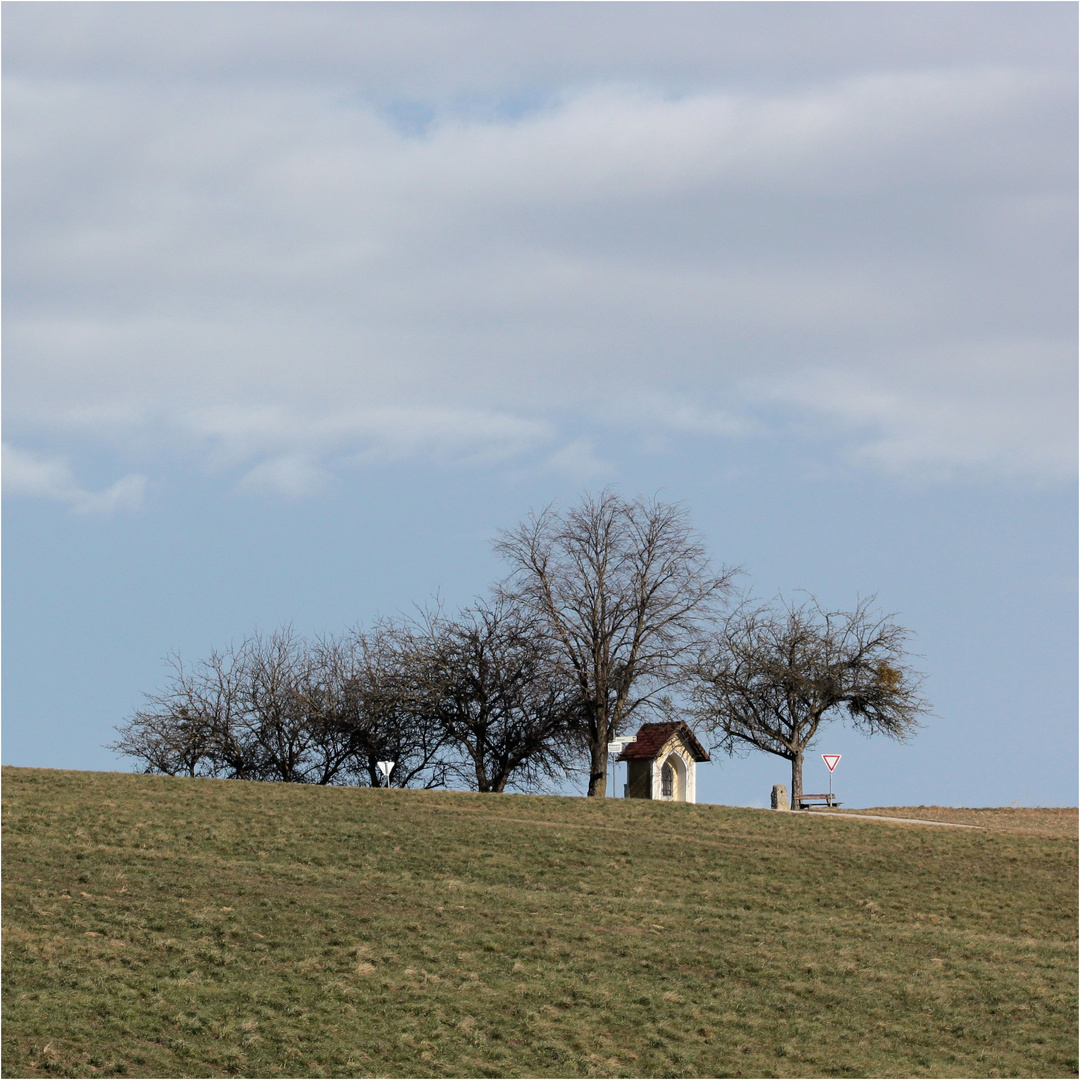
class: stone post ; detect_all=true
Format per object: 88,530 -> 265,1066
771,784 -> 789,810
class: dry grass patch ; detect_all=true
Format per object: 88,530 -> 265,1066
3,767 -> 1077,1079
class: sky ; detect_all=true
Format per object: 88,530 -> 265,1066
3,2 -> 1076,808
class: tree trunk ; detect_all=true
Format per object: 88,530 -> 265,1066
790,752 -> 804,810
474,758 -> 491,793
587,740 -> 608,796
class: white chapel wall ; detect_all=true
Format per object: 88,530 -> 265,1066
651,738 -> 696,803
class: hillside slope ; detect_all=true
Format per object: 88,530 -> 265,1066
3,767 -> 1076,1079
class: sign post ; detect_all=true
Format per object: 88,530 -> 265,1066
607,738 -> 635,797
821,754 -> 841,800
377,761 -> 395,788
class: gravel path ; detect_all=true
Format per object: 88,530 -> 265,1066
786,809 -> 982,828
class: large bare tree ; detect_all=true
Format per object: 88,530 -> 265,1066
495,490 -> 736,796
691,595 -> 929,807
416,600 -> 579,793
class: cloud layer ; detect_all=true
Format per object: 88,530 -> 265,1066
2,443 -> 147,514
4,5 -> 1075,498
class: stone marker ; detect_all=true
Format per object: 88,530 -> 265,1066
771,784 -> 789,811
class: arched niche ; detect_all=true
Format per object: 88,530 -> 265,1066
659,751 -> 688,801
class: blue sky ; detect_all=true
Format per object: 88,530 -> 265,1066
4,2 -> 1076,807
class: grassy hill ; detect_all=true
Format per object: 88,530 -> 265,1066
2,767 -> 1076,1079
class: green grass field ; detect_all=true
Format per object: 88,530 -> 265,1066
3,767 -> 1076,1079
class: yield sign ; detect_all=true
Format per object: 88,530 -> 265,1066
822,754 -> 841,772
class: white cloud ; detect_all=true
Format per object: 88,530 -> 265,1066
3,6 -> 1074,490
621,396 -> 760,440
4,4 -> 1070,98
236,454 -> 333,498
765,339 -> 1077,481
2,443 -> 147,513
542,439 -> 613,481
186,404 -> 555,477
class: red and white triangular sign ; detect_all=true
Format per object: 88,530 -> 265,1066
822,754 -> 841,772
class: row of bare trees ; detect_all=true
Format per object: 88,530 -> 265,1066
114,491 -> 929,803
111,606 -> 582,793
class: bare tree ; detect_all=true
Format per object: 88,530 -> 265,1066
495,490 -> 736,796
332,622 -> 451,790
110,652 -> 221,777
691,595 -> 930,807
235,627 -> 320,784
111,646 -> 258,779
299,635 -> 374,786
416,601 -> 579,793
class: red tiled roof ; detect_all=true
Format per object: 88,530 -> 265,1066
617,721 -> 710,763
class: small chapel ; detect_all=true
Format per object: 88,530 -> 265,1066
617,721 -> 710,803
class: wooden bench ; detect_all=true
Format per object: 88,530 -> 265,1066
798,793 -> 842,809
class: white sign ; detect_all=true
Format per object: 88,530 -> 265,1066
377,761 -> 395,785
822,754 -> 841,772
